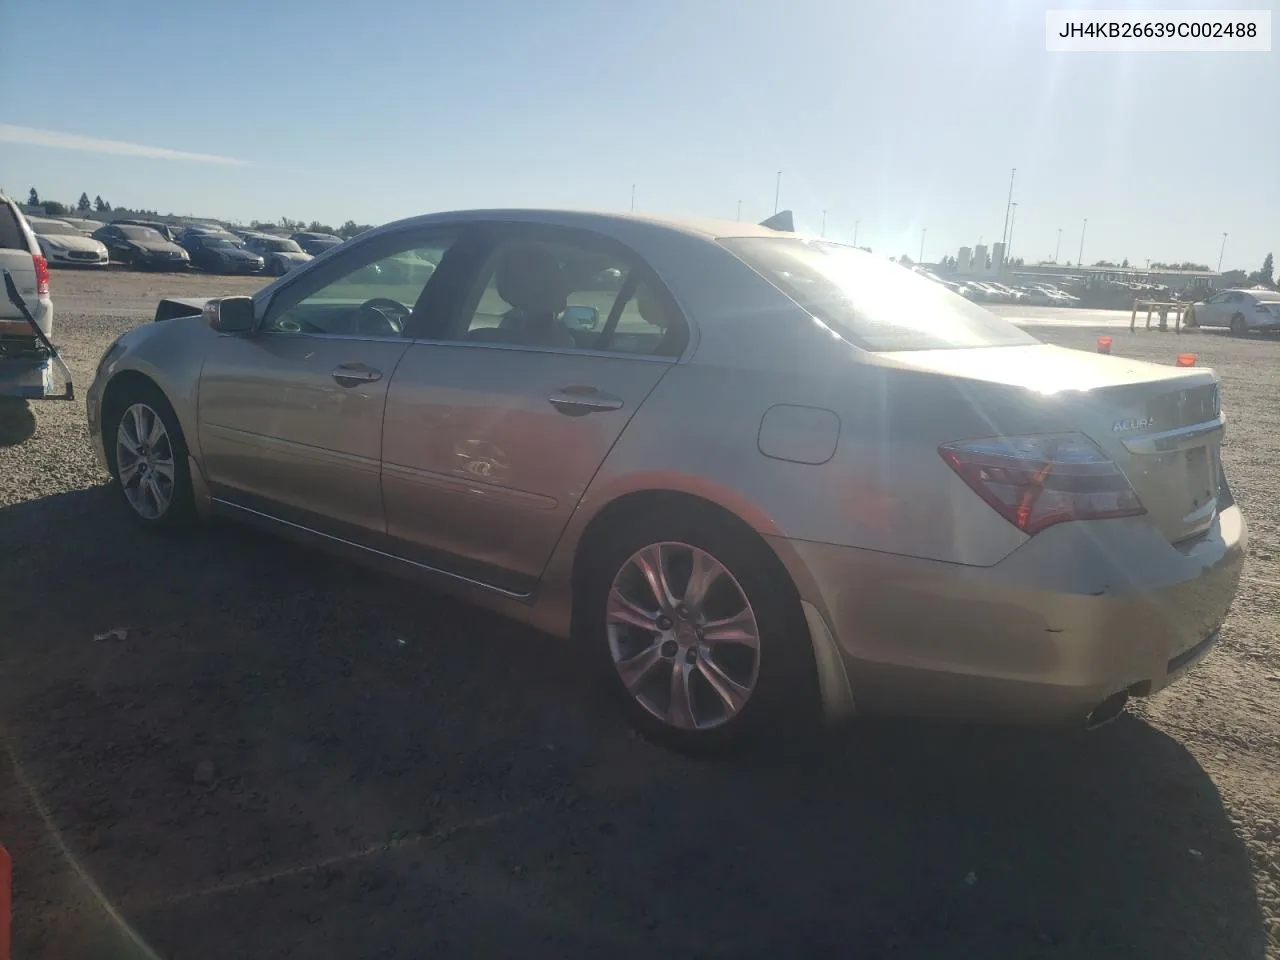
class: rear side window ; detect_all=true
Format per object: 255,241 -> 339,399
721,237 -> 1037,352
0,203 -> 28,251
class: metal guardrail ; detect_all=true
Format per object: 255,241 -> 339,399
1130,299 -> 1191,333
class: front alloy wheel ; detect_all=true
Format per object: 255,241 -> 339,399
116,402 -> 177,520
607,541 -> 761,732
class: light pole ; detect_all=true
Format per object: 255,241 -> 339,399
919,227 -> 926,264
1077,218 -> 1087,267
736,199 -> 742,222
630,184 -> 636,212
821,209 -> 827,237
1000,167 -> 1016,248
853,219 -> 860,246
773,171 -> 782,215
1218,232 -> 1228,272
1007,202 -> 1018,265
1054,227 -> 1062,263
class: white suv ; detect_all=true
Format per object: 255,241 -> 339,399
0,194 -> 54,339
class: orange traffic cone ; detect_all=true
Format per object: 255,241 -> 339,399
1097,336 -> 1113,354
1176,353 -> 1197,367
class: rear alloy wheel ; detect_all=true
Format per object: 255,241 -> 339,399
106,385 -> 195,529
1230,314 -> 1247,337
588,511 -> 816,753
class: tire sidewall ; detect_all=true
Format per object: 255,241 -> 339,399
1231,314 -> 1246,337
103,384 -> 196,529
583,508 -> 817,754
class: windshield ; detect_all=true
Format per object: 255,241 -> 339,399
722,238 -> 1037,352
118,225 -> 164,241
35,221 -> 80,236
203,238 -> 239,249
266,238 -> 303,253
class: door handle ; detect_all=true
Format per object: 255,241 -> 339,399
548,385 -> 624,416
332,364 -> 382,387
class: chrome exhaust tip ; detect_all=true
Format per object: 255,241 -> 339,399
1084,692 -> 1129,731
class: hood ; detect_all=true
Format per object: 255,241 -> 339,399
217,248 -> 262,261
38,234 -> 107,253
278,252 -> 311,263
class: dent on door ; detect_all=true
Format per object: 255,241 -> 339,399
380,344 -> 671,592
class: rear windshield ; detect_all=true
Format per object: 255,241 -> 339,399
721,237 -> 1037,352
119,225 -> 164,241
0,203 -> 27,251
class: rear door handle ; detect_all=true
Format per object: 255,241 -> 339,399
332,363 -> 382,387
548,385 -> 624,416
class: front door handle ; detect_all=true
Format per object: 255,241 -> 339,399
332,363 -> 382,387
548,385 -> 624,416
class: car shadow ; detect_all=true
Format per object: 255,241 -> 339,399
0,488 -> 1268,959
0,398 -> 36,447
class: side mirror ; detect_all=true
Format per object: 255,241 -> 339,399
203,296 -> 256,333
562,305 -> 600,331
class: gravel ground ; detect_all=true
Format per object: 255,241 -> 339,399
1,269 -> 1277,959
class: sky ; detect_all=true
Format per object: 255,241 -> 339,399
1,0 -> 1276,270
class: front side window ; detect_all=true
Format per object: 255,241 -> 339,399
453,234 -> 686,356
265,237 -> 453,338
722,237 -> 1037,352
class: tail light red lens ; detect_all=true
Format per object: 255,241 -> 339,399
32,255 -> 50,297
940,433 -> 1145,535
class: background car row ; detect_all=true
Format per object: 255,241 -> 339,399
23,214 -> 346,275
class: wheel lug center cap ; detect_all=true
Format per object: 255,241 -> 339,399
656,615 -> 673,630
660,639 -> 678,658
684,648 -> 698,664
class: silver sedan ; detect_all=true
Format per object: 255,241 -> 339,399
84,210 -> 1246,752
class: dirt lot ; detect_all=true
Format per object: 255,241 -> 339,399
2,269 -> 1278,959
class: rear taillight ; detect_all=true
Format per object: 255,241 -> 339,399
940,433 -> 1145,535
32,255 -> 50,297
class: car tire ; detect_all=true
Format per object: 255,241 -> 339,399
1184,307 -> 1197,328
582,506 -> 817,754
1230,314 -> 1247,337
273,259 -> 287,277
103,382 -> 196,531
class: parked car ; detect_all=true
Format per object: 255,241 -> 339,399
85,210 -> 1246,752
242,235 -> 312,276
111,219 -> 178,242
1186,289 -> 1280,336
180,234 -> 265,274
92,224 -> 190,269
28,217 -> 109,267
291,231 -> 343,255
0,193 -> 70,400
0,194 -> 53,341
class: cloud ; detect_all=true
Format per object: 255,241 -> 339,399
0,124 -> 252,167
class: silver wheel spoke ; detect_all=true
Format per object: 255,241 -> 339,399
117,431 -> 140,456
151,459 -> 175,482
667,660 -> 697,730
682,548 -> 722,611
607,587 -> 659,633
129,405 -> 148,447
615,642 -> 663,694
117,457 -> 143,485
632,544 -> 676,612
145,411 -> 165,446
697,651 -> 750,714
701,607 -> 760,648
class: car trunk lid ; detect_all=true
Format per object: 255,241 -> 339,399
880,344 -> 1226,544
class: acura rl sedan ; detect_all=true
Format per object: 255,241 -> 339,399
84,210 -> 1247,751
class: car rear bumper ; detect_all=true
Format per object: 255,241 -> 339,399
768,505 -> 1247,725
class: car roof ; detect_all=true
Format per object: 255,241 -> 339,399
371,209 -> 799,243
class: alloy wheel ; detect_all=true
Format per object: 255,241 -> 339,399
115,402 -> 176,520
606,541 -> 761,731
